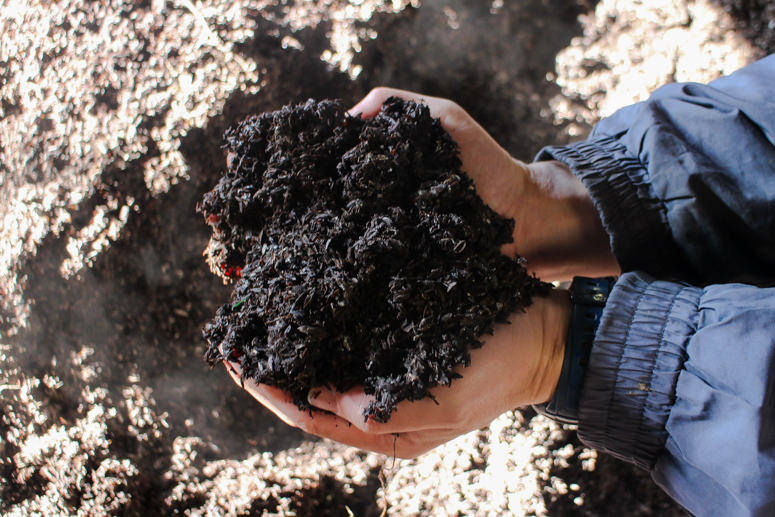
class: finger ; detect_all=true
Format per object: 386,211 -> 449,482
223,361 -> 299,428
349,87 -> 422,118
314,423 -> 463,458
223,361 -> 366,437
349,87 -> 494,171
294,416 -> 458,459
301,416 -> 402,456
348,87 -> 457,122
317,426 -> 457,458
308,386 -> 458,434
222,362 -> 424,455
223,362 -> 461,457
223,360 -> 321,429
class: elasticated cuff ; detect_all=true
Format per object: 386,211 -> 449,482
535,138 -> 687,278
577,271 -> 700,470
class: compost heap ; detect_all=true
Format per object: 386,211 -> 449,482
199,97 -> 549,422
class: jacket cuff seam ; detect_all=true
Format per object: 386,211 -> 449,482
578,272 -> 699,470
535,137 -> 685,277
631,285 -> 685,461
599,284 -> 648,444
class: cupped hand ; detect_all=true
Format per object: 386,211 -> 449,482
222,87 -> 614,457
225,290 -> 569,458
350,87 -> 619,281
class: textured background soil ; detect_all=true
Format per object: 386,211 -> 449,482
1,1 -> 771,515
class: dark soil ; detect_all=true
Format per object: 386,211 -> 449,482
200,97 -> 548,421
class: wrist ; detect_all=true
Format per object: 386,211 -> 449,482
535,276 -> 615,424
515,161 -> 619,281
532,289 -> 571,405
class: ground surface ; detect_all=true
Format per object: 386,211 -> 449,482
0,1 -> 770,515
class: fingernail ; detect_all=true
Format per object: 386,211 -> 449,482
308,388 -> 335,411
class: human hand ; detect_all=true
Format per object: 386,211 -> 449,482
225,290 -> 569,458
222,87 -> 608,457
350,87 -> 619,282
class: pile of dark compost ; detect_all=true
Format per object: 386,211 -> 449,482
199,97 -> 549,421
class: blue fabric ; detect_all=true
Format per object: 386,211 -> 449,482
538,55 -> 775,285
583,273 -> 775,516
655,281 -> 775,516
535,55 -> 775,516
576,272 -> 700,471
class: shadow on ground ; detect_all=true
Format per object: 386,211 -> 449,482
541,429 -> 688,516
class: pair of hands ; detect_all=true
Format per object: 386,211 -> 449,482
224,88 -> 619,458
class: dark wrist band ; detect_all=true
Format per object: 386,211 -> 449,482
533,276 -> 615,425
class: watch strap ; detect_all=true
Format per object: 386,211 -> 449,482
533,276 -> 615,425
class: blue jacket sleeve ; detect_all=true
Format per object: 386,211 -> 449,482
536,55 -> 775,285
533,56 -> 775,515
578,272 -> 775,516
